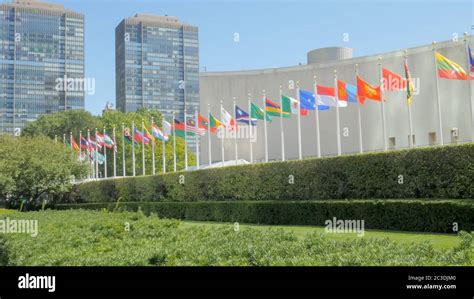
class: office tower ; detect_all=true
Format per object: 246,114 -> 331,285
0,0 -> 85,135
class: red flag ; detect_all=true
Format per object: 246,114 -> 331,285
382,68 -> 406,91
357,76 -> 381,104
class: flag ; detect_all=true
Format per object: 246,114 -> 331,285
95,133 -> 105,146
89,137 -> 101,151
405,60 -> 415,106
469,46 -> 474,73
144,127 -> 153,141
337,80 -> 358,103
71,137 -> 80,152
104,134 -> 114,149
123,128 -> 136,144
265,98 -> 291,117
356,76 -> 381,104
299,89 -> 330,110
198,114 -> 209,129
173,119 -> 205,137
235,105 -> 257,126
251,102 -> 272,122
316,85 -> 347,107
382,67 -> 407,91
134,128 -> 151,144
152,124 -> 168,142
80,137 -> 89,150
209,113 -> 222,133
92,150 -> 105,165
162,120 -> 172,138
435,52 -> 468,80
282,95 -> 309,115
221,108 -> 236,130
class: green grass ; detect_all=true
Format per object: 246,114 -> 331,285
0,209 -> 472,266
182,221 -> 461,250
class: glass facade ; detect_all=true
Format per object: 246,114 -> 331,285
115,15 -> 199,146
0,1 -> 84,135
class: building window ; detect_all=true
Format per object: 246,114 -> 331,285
428,132 -> 437,146
389,137 -> 396,149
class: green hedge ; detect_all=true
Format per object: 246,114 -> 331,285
70,143 -> 474,203
55,200 -> 474,233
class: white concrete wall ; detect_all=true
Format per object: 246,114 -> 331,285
198,38 -> 474,165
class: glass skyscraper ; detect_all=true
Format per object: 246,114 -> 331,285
115,13 -> 199,123
0,0 -> 85,135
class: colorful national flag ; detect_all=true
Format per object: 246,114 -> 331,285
405,60 -> 415,106
104,134 -> 114,149
337,80 -> 358,103
265,98 -> 291,117
251,102 -> 272,122
152,124 -> 168,142
144,127 -> 153,141
80,137 -> 89,150
299,89 -> 330,110
71,137 -> 80,152
173,119 -> 206,137
435,52 -> 468,80
221,108 -> 236,130
198,114 -> 209,129
235,105 -> 257,126
133,128 -> 150,145
95,133 -> 105,146
123,128 -> 136,144
382,67 -> 407,91
162,120 -> 172,138
316,85 -> 347,107
281,95 -> 305,116
209,113 -> 222,133
469,46 -> 474,73
356,76 -> 381,104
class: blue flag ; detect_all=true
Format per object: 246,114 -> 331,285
235,105 -> 257,126
346,83 -> 358,103
299,89 -> 330,110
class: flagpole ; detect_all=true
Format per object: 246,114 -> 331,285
172,112 -> 177,172
54,135 -> 57,144
207,104 -> 212,166
432,41 -> 444,145
184,109 -> 188,171
79,131 -> 82,161
334,70 -> 342,156
103,127 -> 108,178
122,123 -> 126,177
463,32 -> 474,141
313,75 -> 321,158
151,117 -> 156,175
262,90 -> 268,162
87,129 -> 92,179
279,86 -> 285,161
220,101 -> 225,165
233,98 -> 238,165
378,57 -> 388,151
113,126 -> 116,177
296,82 -> 302,160
69,131 -> 73,155
141,119 -> 145,176
86,129 -> 93,180
248,95 -> 253,164
355,64 -> 364,154
63,133 -> 66,145
195,108 -> 200,170
132,122 -> 136,176
162,117 -> 166,174
405,51 -> 414,148
94,128 -> 99,179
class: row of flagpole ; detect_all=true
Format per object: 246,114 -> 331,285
58,36 -> 473,178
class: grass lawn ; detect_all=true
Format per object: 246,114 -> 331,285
182,221 -> 464,250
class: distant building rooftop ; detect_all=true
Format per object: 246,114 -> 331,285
1,0 -> 80,14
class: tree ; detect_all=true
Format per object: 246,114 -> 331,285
21,110 -> 101,140
0,135 -> 88,209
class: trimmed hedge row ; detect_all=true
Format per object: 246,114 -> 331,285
55,200 -> 474,233
71,143 -> 474,203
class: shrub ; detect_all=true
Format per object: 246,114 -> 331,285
55,200 -> 474,233
70,143 -> 474,203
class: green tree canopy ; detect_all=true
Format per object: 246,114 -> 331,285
0,135 -> 88,209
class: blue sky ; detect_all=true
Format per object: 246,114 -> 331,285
25,0 -> 474,114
